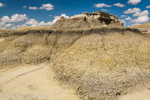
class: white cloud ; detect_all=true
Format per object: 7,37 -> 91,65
122,20 -> 126,26
25,19 -> 53,26
39,3 -> 54,10
131,16 -> 149,23
5,23 -> 12,27
133,10 -> 149,17
121,15 -> 127,17
0,22 -> 5,26
124,8 -> 150,23
37,21 -> 47,26
131,23 -> 141,26
127,25 -> 131,27
49,15 -> 52,17
94,3 -> 112,8
0,3 -> 5,7
25,14 -> 69,27
126,9 -> 150,23
2,13 -> 69,29
1,16 -> 10,22
53,14 -> 69,23
40,14 -> 69,26
9,14 -> 28,22
127,0 -> 141,5
113,3 -> 125,7
0,22 -> 12,29
124,8 -> 141,14
101,9 -> 109,11
146,5 -> 150,8
1,14 -> 28,22
1,27 -> 6,29
23,6 -> 27,8
0,22 -> 5,28
29,7 -> 38,10
125,17 -> 132,20
25,19 -> 38,26
17,24 -> 27,29
12,24 -> 28,29
37,21 -> 53,26
12,26 -> 16,29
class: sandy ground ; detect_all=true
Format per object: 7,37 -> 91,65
0,38 -> 4,42
119,89 -> 150,100
0,63 -> 79,100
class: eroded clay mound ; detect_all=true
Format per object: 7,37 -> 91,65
0,31 -> 50,67
0,28 -> 150,100
52,31 -> 150,100
0,28 -> 142,68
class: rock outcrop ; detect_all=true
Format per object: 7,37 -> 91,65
50,11 -> 124,29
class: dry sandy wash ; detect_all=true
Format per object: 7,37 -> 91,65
0,63 -> 79,100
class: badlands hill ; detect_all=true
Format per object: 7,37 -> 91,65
131,23 -> 150,38
0,11 -> 150,100
131,23 -> 150,29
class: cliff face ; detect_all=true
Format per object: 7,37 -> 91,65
50,11 -> 124,29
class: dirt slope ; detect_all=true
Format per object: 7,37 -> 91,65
53,31 -> 150,100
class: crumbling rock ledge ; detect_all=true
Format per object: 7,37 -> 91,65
50,11 -> 124,29
0,27 -> 150,100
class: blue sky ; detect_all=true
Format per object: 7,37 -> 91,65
0,0 -> 150,29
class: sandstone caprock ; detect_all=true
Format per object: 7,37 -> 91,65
50,11 -> 124,29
